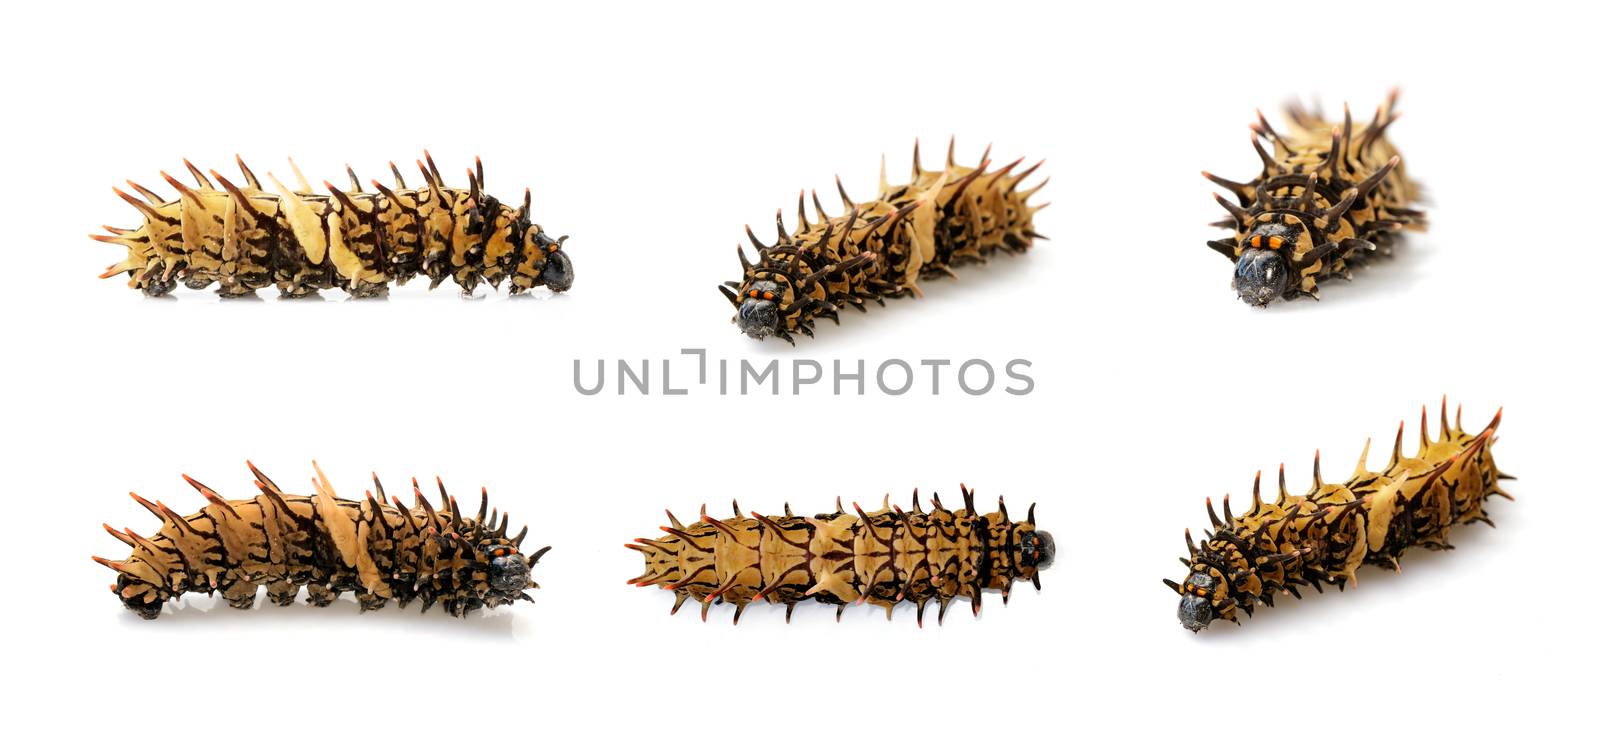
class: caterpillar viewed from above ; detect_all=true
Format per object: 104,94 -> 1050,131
626,486 -> 1054,625
94,462 -> 550,620
90,153 -> 572,298
1205,89 -> 1426,306
1166,400 -> 1512,632
720,140 -> 1047,343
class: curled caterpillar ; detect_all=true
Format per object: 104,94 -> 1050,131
1204,89 -> 1425,306
94,462 -> 549,620
1166,400 -> 1512,632
626,486 -> 1054,625
719,140 -> 1046,343
90,153 -> 572,298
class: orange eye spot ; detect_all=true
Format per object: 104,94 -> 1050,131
747,290 -> 758,298
762,291 -> 775,301
1268,236 -> 1284,249
1249,235 -> 1261,248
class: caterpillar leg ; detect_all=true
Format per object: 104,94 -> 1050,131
140,267 -> 178,298
454,271 -> 481,298
276,283 -> 321,299
215,279 -> 260,299
345,280 -> 389,299
356,591 -> 388,612
305,583 -> 339,607
265,580 -> 298,606
221,579 -> 259,610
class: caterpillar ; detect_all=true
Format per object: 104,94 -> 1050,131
719,140 -> 1047,342
89,153 -> 572,298
625,486 -> 1054,625
93,462 -> 550,620
1166,399 -> 1512,632
1204,89 -> 1426,306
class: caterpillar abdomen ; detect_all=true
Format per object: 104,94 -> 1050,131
719,140 -> 1047,343
627,486 -> 1054,625
1205,90 -> 1425,306
94,462 -> 549,619
1167,399 -> 1512,631
90,154 -> 572,298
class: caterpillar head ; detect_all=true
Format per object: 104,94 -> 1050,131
484,544 -> 551,601
110,574 -> 164,620
1233,219 -> 1308,307
734,278 -> 787,340
1015,528 -> 1056,570
1176,570 -> 1219,631
510,225 -> 572,294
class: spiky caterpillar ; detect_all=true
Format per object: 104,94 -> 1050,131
89,153 -> 572,298
94,462 -> 550,620
1166,400 -> 1512,632
626,486 -> 1055,625
718,140 -> 1047,342
1204,89 -> 1426,306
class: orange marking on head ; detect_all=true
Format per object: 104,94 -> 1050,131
1250,235 -> 1261,248
1268,236 -> 1284,249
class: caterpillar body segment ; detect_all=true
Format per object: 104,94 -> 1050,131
720,140 -> 1047,343
1205,90 -> 1425,306
627,487 -> 1055,625
1167,400 -> 1512,632
90,154 -> 572,298
94,462 -> 550,619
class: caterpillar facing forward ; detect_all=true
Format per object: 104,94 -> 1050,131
1205,90 -> 1425,306
719,141 -> 1046,343
94,462 -> 549,619
1166,400 -> 1511,632
90,154 -> 571,298
627,487 -> 1054,625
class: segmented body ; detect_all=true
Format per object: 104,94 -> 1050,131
1205,90 -> 1425,306
94,463 -> 549,619
1168,400 -> 1512,631
627,487 -> 1054,625
720,141 -> 1047,342
90,154 -> 571,298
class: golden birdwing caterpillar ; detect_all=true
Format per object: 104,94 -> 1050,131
90,153 -> 571,298
1167,399 -> 1512,632
95,462 -> 549,619
1205,89 -> 1425,306
627,486 -> 1054,625
720,140 -> 1047,343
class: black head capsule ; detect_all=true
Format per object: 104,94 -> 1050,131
522,230 -> 572,293
736,279 -> 783,340
1233,221 -> 1301,307
1233,248 -> 1289,307
1016,530 -> 1056,570
1176,570 -> 1219,632
541,248 -> 573,293
488,551 -> 531,594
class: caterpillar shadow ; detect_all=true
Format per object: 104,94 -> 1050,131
118,588 -> 517,638
1262,235 -> 1433,313
649,585 -> 1045,627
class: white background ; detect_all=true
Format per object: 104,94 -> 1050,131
3,1 -> 1595,742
